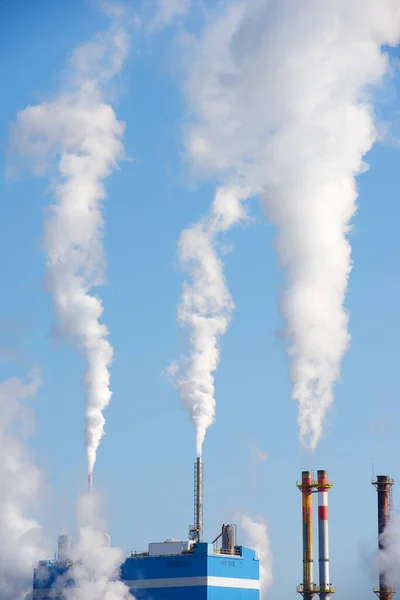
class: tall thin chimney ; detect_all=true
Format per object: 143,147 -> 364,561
194,457 -> 203,542
317,470 -> 334,600
372,475 -> 395,600
297,470 -> 315,600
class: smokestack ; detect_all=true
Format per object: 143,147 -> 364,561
88,473 -> 93,494
194,457 -> 203,542
221,524 -> 236,554
372,475 -> 395,600
317,470 -> 334,600
297,471 -> 315,600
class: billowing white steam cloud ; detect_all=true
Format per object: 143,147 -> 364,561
240,514 -> 273,598
63,494 -> 131,600
183,0 -> 400,450
0,370 -> 45,600
171,186 -> 248,456
11,20 -> 128,476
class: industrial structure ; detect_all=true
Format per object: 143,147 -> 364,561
372,475 -> 396,600
297,470 -> 335,600
189,456 -> 204,543
32,465 -> 398,599
32,457 -> 260,599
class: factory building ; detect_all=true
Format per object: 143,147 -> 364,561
34,538 -> 259,599
33,465 -> 395,599
32,458 -> 260,599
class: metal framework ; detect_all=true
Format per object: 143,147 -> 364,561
189,457 -> 203,542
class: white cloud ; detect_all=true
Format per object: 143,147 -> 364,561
151,0 -> 191,30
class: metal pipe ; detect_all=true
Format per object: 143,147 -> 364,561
194,457 -> 203,542
372,475 -> 395,600
317,470 -> 332,600
301,470 -> 314,600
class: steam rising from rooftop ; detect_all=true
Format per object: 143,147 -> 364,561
239,513 -> 273,598
0,370 -> 45,600
64,494 -> 131,600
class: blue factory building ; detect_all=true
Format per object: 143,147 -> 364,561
33,538 -> 260,599
33,458 -> 260,598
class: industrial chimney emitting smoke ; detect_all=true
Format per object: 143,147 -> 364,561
297,470 -> 335,600
372,475 -> 395,600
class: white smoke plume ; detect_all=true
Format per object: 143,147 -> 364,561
0,369 -> 46,600
64,494 -> 132,600
376,513 -> 400,587
183,0 -> 400,450
239,514 -> 273,598
11,17 -> 129,476
171,186 -> 248,456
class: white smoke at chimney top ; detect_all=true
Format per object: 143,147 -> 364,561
182,0 -> 400,450
11,18 -> 129,477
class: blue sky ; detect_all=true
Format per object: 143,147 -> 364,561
1,2 -> 400,599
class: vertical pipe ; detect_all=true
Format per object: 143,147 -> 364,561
302,470 -> 314,600
88,473 -> 92,494
317,470 -> 330,600
195,457 -> 203,542
376,475 -> 392,600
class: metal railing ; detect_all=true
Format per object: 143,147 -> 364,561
296,584 -> 336,594
373,586 -> 396,596
297,584 -> 319,593
214,547 -> 242,556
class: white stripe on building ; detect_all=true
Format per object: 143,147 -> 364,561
124,576 -> 260,590
33,575 -> 260,596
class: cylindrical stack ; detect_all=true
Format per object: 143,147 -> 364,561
317,470 -> 332,600
373,475 -> 395,600
194,457 -> 203,542
221,525 -> 236,554
301,470 -> 314,600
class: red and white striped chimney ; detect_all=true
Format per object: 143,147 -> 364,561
317,470 -> 333,600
